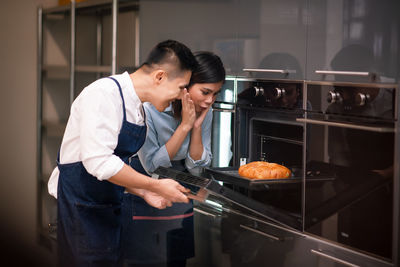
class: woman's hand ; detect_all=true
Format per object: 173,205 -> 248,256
180,89 -> 196,131
193,106 -> 211,129
188,104 -> 211,161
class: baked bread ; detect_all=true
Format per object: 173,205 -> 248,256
238,161 -> 291,179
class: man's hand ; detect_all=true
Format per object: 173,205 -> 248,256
154,179 -> 190,203
142,191 -> 172,209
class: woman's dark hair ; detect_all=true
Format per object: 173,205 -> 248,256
142,40 -> 197,75
172,51 -> 226,118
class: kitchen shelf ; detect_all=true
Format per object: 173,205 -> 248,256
42,65 -> 115,80
75,64 -> 111,73
42,121 -> 67,137
37,0 -> 140,249
43,0 -> 139,15
42,65 -> 69,79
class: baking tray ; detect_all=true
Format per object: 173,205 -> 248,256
205,164 -> 335,189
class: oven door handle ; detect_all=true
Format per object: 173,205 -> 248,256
243,68 -> 296,74
314,70 -> 375,78
296,118 -> 394,133
310,249 -> 360,267
212,107 -> 235,113
240,224 -> 284,241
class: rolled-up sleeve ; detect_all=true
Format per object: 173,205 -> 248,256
79,87 -> 125,180
185,109 -> 213,171
138,109 -> 172,174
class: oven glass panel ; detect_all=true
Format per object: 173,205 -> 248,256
248,118 -> 304,218
304,84 -> 395,260
233,80 -> 305,230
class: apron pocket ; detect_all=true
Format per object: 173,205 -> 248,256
74,202 -> 122,256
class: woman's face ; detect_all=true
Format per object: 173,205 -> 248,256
188,82 -> 223,113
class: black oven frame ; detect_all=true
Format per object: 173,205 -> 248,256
232,78 -> 400,265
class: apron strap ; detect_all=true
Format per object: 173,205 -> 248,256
108,76 -> 127,122
107,76 -> 146,123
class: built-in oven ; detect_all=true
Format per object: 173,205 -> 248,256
232,78 -> 307,230
155,78 -> 399,267
302,81 -> 397,262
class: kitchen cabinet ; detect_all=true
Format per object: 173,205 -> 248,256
37,0 -> 139,250
306,0 -> 400,83
140,0 -> 309,79
140,0 -> 399,83
236,0 -> 308,80
187,202 -> 230,267
139,0 -> 239,76
190,197 -> 394,267
219,212 -> 317,267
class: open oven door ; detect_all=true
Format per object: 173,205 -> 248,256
153,166 -> 302,230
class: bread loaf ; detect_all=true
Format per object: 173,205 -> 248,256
238,161 -> 291,179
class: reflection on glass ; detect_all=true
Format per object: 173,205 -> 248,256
305,83 -> 395,260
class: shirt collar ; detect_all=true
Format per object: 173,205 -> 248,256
164,104 -> 172,112
123,71 -> 143,107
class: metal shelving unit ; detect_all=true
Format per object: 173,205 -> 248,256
37,0 -> 139,251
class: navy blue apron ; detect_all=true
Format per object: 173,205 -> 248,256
57,77 -> 147,267
121,159 -> 195,265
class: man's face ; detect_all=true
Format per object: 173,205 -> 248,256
153,70 -> 192,112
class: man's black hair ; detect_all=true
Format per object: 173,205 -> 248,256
143,40 -> 197,74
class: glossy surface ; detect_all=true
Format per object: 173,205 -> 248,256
237,0 -> 308,79
140,0 -> 399,83
211,79 -> 235,168
307,0 -> 400,83
139,0 -> 239,76
304,82 -> 396,261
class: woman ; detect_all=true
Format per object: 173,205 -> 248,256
122,51 -> 226,267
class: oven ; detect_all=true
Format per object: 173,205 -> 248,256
303,81 -> 397,262
231,79 -> 398,264
156,78 -> 399,267
232,78 -> 307,230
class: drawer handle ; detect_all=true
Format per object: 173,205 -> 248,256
240,224 -> 282,241
243,68 -> 296,74
193,207 -> 217,218
310,249 -> 360,267
296,118 -> 394,133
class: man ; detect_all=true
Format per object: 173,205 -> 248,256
48,40 -> 197,267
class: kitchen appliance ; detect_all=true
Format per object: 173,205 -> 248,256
229,79 -> 398,262
229,78 -> 308,230
154,166 -> 300,229
302,81 -> 396,261
155,77 -> 399,266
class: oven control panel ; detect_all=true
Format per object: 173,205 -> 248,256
307,84 -> 396,121
237,81 -> 304,109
